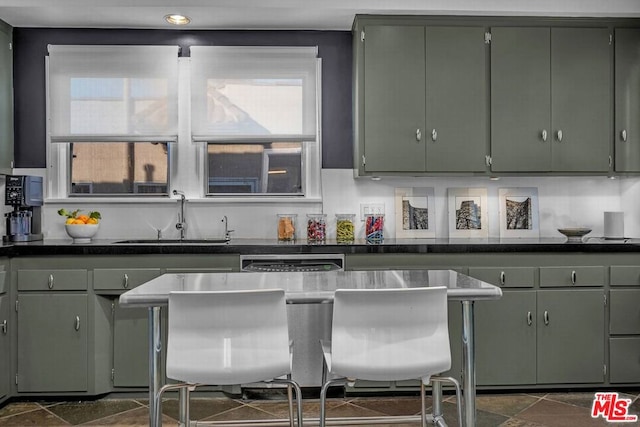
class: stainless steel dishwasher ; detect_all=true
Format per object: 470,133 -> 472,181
240,254 -> 344,387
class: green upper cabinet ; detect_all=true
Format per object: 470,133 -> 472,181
0,20 -> 13,173
614,28 -> 640,172
490,27 -> 611,173
355,21 -> 488,175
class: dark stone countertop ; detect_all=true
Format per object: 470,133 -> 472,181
2,237 -> 640,257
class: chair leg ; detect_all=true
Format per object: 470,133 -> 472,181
319,378 -> 346,427
272,378 -> 304,427
431,375 -> 463,427
178,386 -> 190,427
286,375 -> 295,427
154,383 -> 194,427
420,381 -> 427,427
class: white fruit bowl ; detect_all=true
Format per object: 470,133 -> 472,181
65,223 -> 99,243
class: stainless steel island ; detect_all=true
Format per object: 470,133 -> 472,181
120,269 -> 502,427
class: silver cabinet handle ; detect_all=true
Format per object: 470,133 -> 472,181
48,274 -> 54,289
123,273 -> 129,289
544,311 -> 549,325
431,128 -> 437,142
557,129 -> 563,142
75,316 -> 80,331
571,270 -> 577,285
500,271 -> 506,286
1,319 -> 6,334
621,129 -> 628,142
416,128 -> 422,142
541,129 -> 548,142
527,312 -> 533,326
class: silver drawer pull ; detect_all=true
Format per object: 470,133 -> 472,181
431,128 -> 437,142
621,129 -> 628,142
48,274 -> 54,289
123,273 -> 129,289
500,271 -> 506,286
1,320 -> 6,334
416,128 -> 422,142
541,129 -> 548,142
527,312 -> 532,326
75,316 -> 81,331
544,311 -> 549,325
557,129 -> 563,142
571,270 -> 577,285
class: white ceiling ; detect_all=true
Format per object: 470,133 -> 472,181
0,0 -> 639,31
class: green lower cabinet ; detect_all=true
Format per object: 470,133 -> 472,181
536,290 -> 605,384
475,291 -> 536,385
17,294 -> 88,392
113,301 -> 151,387
609,338 -> 640,383
0,294 -> 9,399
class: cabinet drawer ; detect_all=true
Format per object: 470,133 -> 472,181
18,269 -> 87,291
94,268 -> 161,291
539,266 -> 604,287
468,267 -> 535,288
610,266 -> 640,287
0,271 -> 6,294
609,289 -> 640,335
610,337 -> 640,383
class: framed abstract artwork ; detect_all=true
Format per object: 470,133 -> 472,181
498,187 -> 540,238
394,187 -> 435,238
448,188 -> 488,238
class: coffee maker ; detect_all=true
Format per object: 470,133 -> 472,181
4,175 -> 43,242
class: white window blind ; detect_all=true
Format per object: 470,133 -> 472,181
190,46 -> 318,142
48,45 -> 179,142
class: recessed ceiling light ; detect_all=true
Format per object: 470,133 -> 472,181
164,14 -> 191,25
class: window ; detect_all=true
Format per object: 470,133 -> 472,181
190,46 -> 320,197
47,45 -> 321,201
47,45 -> 179,197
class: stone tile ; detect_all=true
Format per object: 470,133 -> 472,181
0,402 -> 43,418
200,405 -> 279,422
516,399 -> 610,427
348,396 -> 427,416
543,391 -> 602,410
247,399 -> 332,419
46,399 -> 142,425
499,419 -> 548,427
160,397 -> 243,422
0,408 -> 70,426
474,393 -> 541,417
82,406 -> 176,426
439,400 -> 509,427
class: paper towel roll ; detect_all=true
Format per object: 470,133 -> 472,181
604,211 -> 624,239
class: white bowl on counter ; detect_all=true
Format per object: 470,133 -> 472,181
65,223 -> 99,243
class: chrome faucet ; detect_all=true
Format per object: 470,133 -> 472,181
222,215 -> 234,242
173,190 -> 187,239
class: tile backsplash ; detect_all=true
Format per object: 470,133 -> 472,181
3,169 -> 637,240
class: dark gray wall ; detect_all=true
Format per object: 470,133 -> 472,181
12,28 -> 353,168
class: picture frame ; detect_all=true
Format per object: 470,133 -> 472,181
448,188 -> 488,238
498,187 -> 540,238
395,187 -> 435,238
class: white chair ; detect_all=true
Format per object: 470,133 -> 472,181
154,289 -> 303,427
319,286 -> 462,427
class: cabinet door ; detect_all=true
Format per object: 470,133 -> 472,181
425,26 -> 487,172
551,28 -> 611,172
0,23 -> 12,173
491,27 -> 551,172
609,289 -> 640,335
113,300 -> 149,387
537,290 -> 605,384
615,29 -> 640,172
475,291 -> 536,385
17,294 -> 88,392
0,295 -> 9,399
363,25 -> 426,172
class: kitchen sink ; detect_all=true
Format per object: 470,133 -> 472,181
114,239 -> 229,245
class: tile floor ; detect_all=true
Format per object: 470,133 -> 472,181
0,390 -> 639,426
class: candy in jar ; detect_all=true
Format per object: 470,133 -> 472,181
306,214 -> 327,243
277,214 -> 297,241
365,214 -> 384,241
335,214 -> 355,243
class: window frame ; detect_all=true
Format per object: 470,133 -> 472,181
46,48 -> 322,203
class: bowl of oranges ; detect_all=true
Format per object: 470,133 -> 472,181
58,209 -> 101,243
